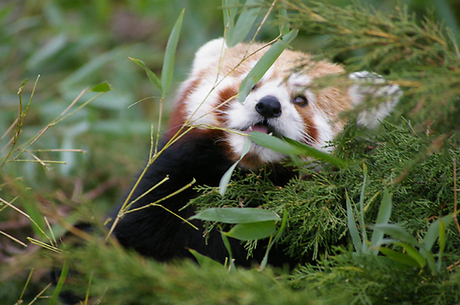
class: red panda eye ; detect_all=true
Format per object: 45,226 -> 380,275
293,95 -> 308,107
251,83 -> 260,91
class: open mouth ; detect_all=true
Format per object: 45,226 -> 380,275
241,120 -> 279,137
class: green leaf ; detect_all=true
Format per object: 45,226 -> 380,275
378,246 -> 421,268
189,249 -> 223,268
220,232 -> 236,272
17,78 -> 28,94
358,164 -> 368,252
249,132 -> 304,155
227,0 -> 262,47
222,0 -> 238,44
346,191 -> 362,254
161,8 -> 185,96
129,57 -> 162,93
278,3 -> 289,35
421,214 -> 453,251
248,132 -> 348,168
370,188 -> 392,254
225,220 -> 276,240
260,208 -> 288,271
219,137 -> 251,196
190,207 -> 280,224
49,260 -> 69,305
393,241 -> 426,268
283,137 -> 348,168
373,223 -> 420,248
437,217 -> 446,272
238,29 -> 298,103
90,82 -> 112,93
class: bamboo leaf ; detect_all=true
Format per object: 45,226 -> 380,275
378,246 -> 421,268
370,188 -> 393,254
393,241 -> 426,268
247,131 -> 348,167
260,208 -> 288,271
222,0 -> 238,44
189,249 -> 223,268
358,163 -> 368,253
437,217 -> 446,272
373,223 -> 420,248
190,207 -> 280,224
346,191 -> 362,254
278,3 -> 289,35
238,29 -> 298,103
228,0 -> 262,47
161,8 -> 185,96
249,132 -> 304,155
225,220 -> 276,240
90,82 -> 112,93
220,232 -> 236,272
129,57 -> 162,94
421,214 -> 453,251
219,137 -> 251,195
283,137 -> 348,168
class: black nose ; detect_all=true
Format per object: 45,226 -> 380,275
255,95 -> 282,118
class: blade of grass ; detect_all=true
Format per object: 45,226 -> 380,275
49,261 -> 69,305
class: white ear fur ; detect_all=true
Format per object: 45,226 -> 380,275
191,38 -> 228,75
348,71 -> 402,128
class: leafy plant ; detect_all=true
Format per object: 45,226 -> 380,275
346,164 -> 455,275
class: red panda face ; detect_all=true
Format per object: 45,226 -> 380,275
167,38 -> 400,169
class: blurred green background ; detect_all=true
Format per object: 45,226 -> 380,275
0,0 -> 459,301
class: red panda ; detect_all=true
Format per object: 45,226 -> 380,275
112,38 -> 401,266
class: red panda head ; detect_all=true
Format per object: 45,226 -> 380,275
166,38 -> 400,169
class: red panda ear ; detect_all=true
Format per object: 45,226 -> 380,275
191,38 -> 227,75
348,71 -> 402,128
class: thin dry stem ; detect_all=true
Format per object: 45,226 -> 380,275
125,178 -> 197,215
44,216 -> 57,247
1,117 -> 18,141
0,229 -> 28,247
123,175 -> 170,212
0,197 -> 53,244
27,283 -> 52,305
16,269 -> 34,305
27,237 -> 64,254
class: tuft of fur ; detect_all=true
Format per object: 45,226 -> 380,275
113,38 -> 401,266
